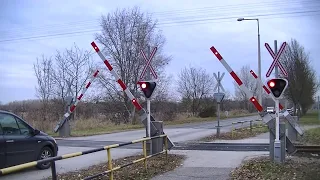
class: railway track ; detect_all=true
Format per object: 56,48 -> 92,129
173,142 -> 320,153
57,140 -> 320,153
295,145 -> 320,153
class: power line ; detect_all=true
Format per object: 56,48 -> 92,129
159,10 -> 320,25
2,5 -> 319,38
0,10 -> 319,43
2,4 -> 318,40
1,0 -> 316,34
1,10 -> 318,43
161,12 -> 320,27
151,0 -> 312,15
151,0 -> 315,16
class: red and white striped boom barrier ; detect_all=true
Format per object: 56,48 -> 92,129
91,41 -> 174,149
250,70 -> 304,135
210,47 -> 263,111
54,70 -> 100,132
209,46 -> 273,123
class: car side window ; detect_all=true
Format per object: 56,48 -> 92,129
15,118 -> 31,135
0,113 -> 21,136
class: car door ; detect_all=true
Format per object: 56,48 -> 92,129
0,112 -> 38,167
0,124 -> 5,168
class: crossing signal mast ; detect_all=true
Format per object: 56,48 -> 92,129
266,78 -> 288,161
139,46 -> 158,139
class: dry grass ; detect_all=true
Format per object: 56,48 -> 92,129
70,118 -> 143,136
43,110 -> 257,137
44,153 -> 185,180
298,127 -> 320,145
299,111 -> 320,125
199,124 -> 269,142
231,156 -> 320,180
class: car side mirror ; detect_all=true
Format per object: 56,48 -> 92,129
33,129 -> 40,135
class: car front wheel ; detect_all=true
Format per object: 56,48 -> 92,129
36,147 -> 53,170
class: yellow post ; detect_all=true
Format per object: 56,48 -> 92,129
165,135 -> 168,161
107,148 -> 113,180
143,140 -> 147,171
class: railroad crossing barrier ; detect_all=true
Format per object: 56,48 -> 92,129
91,42 -> 175,151
0,135 -> 169,180
210,45 -> 303,161
231,119 -> 268,138
286,116 -> 299,142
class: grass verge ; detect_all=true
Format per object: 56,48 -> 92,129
199,124 -> 269,142
299,111 -> 320,125
49,113 -> 258,137
230,156 -> 320,180
165,113 -> 257,126
45,153 -> 185,180
299,127 -> 320,145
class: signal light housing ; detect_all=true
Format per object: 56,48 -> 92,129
266,78 -> 288,99
137,81 -> 157,99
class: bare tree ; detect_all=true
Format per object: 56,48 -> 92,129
65,43 -> 93,99
150,73 -> 171,101
177,66 -> 214,116
52,44 -> 93,101
50,44 -> 93,119
33,55 -> 53,130
96,71 -> 131,124
51,51 -> 72,102
280,39 -> 319,116
233,65 -> 258,111
95,7 -> 171,123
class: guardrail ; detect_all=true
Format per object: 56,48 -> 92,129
231,119 -> 268,138
0,135 -> 168,180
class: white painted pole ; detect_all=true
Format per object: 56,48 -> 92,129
147,99 -> 151,137
275,99 -> 280,141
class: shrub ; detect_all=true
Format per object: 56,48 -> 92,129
198,105 -> 216,118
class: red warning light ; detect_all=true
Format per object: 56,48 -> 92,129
141,83 -> 147,89
269,81 -> 275,88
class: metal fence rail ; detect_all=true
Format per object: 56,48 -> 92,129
231,119 -> 267,138
0,135 -> 168,180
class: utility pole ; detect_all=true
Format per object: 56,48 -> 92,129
217,72 -> 221,137
257,19 -> 262,108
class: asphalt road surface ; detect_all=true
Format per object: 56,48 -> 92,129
1,115 -> 259,180
61,115 -> 260,143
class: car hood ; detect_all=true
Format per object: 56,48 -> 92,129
39,131 -> 48,136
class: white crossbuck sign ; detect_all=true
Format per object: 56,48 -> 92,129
139,47 -> 158,80
265,42 -> 288,77
213,72 -> 225,92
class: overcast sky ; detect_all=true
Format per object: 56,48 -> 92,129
0,0 -> 319,104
